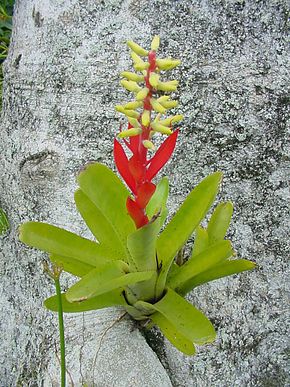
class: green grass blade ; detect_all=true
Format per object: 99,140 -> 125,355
155,172 -> 223,296
178,259 -> 256,295
150,312 -> 196,355
44,290 -> 126,312
168,240 -> 233,292
207,202 -> 233,244
140,288 -> 216,345
19,222 -> 112,266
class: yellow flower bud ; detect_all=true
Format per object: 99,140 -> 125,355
171,114 -> 183,123
157,96 -> 170,103
127,40 -> 148,57
136,87 -> 149,101
157,80 -> 179,92
159,99 -> 178,109
127,117 -> 141,127
149,73 -> 160,88
124,101 -> 143,109
151,35 -> 160,51
143,140 -> 155,150
150,98 -> 167,114
120,80 -> 141,92
131,52 -> 144,65
121,71 -> 144,82
115,105 -> 125,113
123,109 -> 140,119
141,110 -> 150,126
134,62 -> 149,71
118,128 -> 142,138
151,122 -> 173,135
156,58 -> 181,70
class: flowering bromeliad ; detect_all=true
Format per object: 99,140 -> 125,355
19,37 -> 255,356
114,36 -> 182,229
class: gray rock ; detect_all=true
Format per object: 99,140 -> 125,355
1,0 -> 289,386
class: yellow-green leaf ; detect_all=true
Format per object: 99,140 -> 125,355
207,202 -> 233,244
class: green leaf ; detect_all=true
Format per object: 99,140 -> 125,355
191,226 -> 209,257
168,240 -> 233,292
74,189 -> 126,260
146,177 -> 169,225
155,172 -> 223,296
127,217 -> 160,271
77,163 -> 135,251
151,312 -> 196,355
207,202 -> 233,244
50,254 -> 94,277
139,288 -> 216,345
19,222 -> 113,266
178,259 -> 256,295
0,208 -> 9,235
66,262 -> 155,302
44,290 -> 126,313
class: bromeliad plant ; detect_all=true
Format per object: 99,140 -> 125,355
19,36 -> 255,356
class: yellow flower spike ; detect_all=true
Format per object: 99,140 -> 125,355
127,40 -> 148,57
136,87 -> 149,101
154,113 -> 161,122
143,140 -> 156,150
156,58 -> 181,70
151,35 -> 160,51
127,117 -> 141,128
149,73 -> 160,88
141,110 -> 150,126
151,123 -> 173,135
121,71 -> 144,82
150,98 -> 167,114
118,128 -> 142,138
157,80 -> 179,92
124,101 -> 143,109
120,80 -> 141,92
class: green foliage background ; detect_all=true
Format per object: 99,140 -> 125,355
0,0 -> 14,108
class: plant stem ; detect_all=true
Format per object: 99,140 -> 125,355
54,276 -> 66,387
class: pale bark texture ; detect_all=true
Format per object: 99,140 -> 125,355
0,0 -> 289,386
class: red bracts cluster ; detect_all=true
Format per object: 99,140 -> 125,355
114,36 -> 181,228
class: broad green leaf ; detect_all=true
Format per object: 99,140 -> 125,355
178,259 -> 256,295
191,226 -> 209,257
19,222 -> 113,266
66,263 -> 155,302
151,312 -> 196,355
0,208 -> 9,235
139,288 -> 216,345
146,177 -> 169,225
75,189 -> 127,260
127,217 -> 161,271
77,163 -> 135,250
44,290 -> 126,313
50,254 -> 94,277
155,172 -> 222,296
207,202 -> 233,244
168,240 -> 233,291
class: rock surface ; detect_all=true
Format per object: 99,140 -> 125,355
0,0 -> 289,386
